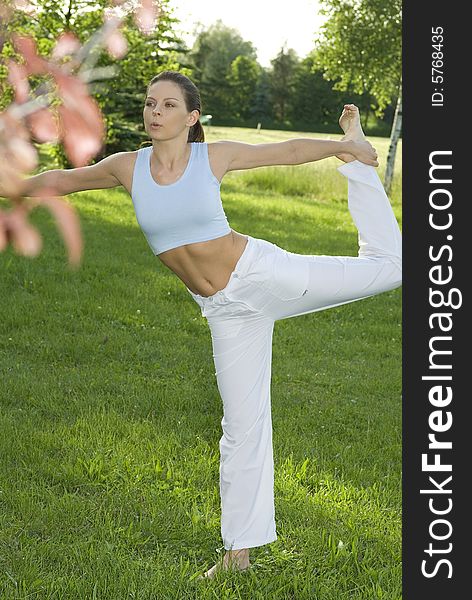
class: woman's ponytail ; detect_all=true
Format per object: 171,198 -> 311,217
188,118 -> 204,142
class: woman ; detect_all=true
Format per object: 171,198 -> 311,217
15,70 -> 401,579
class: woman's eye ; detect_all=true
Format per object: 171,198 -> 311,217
145,102 -> 174,107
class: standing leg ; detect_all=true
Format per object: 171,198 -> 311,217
207,311 -> 277,551
199,307 -> 276,579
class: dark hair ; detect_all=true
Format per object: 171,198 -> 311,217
141,70 -> 204,146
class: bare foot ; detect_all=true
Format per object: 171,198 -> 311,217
198,548 -> 251,580
336,104 -> 367,163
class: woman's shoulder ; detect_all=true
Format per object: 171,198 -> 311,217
206,140 -> 242,163
104,150 -> 141,195
204,141 -> 232,184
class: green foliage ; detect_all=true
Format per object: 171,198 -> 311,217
189,19 -> 258,119
269,45 -> 300,123
250,68 -> 274,124
1,0 -> 188,166
289,52 -> 376,132
1,2 -> 398,169
226,55 -> 260,120
314,0 -> 402,115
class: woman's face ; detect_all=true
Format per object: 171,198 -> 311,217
143,81 -> 197,140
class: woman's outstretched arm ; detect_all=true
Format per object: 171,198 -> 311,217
215,138 -> 378,173
2,152 -> 127,198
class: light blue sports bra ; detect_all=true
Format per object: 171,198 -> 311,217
130,142 -> 232,255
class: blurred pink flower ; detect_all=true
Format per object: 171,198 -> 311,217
2,0 -> 158,267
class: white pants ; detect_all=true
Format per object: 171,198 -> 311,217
186,160 -> 402,551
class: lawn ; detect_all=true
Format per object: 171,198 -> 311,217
0,126 -> 402,599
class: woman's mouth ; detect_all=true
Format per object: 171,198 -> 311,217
150,123 -> 162,128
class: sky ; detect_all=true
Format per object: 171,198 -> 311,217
166,0 -> 326,68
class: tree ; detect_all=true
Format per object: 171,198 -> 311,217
250,67 -> 273,125
226,55 -> 260,121
288,51 -> 365,132
269,43 -> 300,123
384,78 -> 401,193
188,19 -> 258,119
314,0 -> 402,192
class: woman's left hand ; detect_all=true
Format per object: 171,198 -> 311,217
350,140 -> 379,167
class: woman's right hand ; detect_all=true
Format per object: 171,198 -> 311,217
349,140 -> 379,167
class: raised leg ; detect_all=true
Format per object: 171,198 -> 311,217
266,159 -> 402,322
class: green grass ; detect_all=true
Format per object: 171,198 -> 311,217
0,126 -> 402,599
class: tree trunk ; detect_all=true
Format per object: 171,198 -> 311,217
384,80 -> 402,196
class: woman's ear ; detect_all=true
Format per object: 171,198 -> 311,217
188,110 -> 200,126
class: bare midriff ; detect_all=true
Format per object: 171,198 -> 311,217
157,229 -> 249,297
